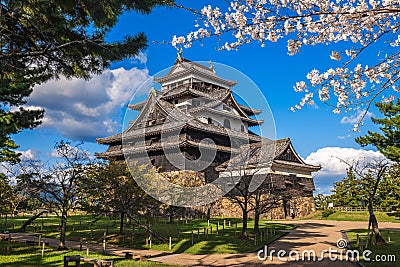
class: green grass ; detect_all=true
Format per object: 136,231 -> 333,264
0,240 -> 178,267
307,210 -> 400,222
0,215 -> 294,254
346,229 -> 399,267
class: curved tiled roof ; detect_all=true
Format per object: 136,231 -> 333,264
216,138 -> 321,172
154,58 -> 237,87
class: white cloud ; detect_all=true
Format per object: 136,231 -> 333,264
27,67 -> 151,141
132,52 -> 148,64
337,134 -> 352,140
306,147 -> 385,177
305,147 -> 386,194
340,110 -> 373,124
0,149 -> 40,180
19,149 -> 39,161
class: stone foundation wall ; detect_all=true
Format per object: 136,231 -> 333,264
159,170 -> 316,219
209,196 -> 315,219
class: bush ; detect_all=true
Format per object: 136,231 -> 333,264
321,209 -> 335,218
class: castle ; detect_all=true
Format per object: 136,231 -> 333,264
96,56 -> 320,219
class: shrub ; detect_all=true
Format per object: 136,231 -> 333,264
321,209 -> 335,218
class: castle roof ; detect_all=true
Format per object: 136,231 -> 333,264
216,138 -> 321,172
154,57 -> 237,88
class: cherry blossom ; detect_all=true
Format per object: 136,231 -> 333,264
171,0 -> 400,130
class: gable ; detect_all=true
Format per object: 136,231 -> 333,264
275,145 -> 303,163
127,95 -> 173,131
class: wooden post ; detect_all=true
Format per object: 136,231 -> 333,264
356,234 -> 360,247
388,230 -> 391,242
197,229 -> 200,239
229,221 -> 231,227
216,223 -> 219,235
206,228 -> 209,240
169,237 -> 172,250
191,231 -> 194,245
86,241 -> 89,256
223,220 -> 226,229
72,224 -> 75,232
41,240 -> 45,257
80,237 -> 83,251
149,237 -> 152,248
38,234 -> 41,247
207,220 -> 210,227
103,238 -> 106,253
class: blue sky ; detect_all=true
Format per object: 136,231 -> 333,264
13,2 -> 386,195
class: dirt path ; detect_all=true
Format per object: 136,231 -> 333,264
149,220 -> 400,266
3,220 -> 399,266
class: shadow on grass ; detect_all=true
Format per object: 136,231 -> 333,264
0,240 -> 120,267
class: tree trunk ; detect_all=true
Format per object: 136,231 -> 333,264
167,206 -> 174,223
254,192 -> 261,234
241,200 -> 249,238
19,210 -> 46,232
254,210 -> 260,234
206,206 -> 211,221
370,213 -> 386,245
58,210 -> 68,250
129,215 -> 167,243
119,212 -> 125,234
368,204 -> 386,245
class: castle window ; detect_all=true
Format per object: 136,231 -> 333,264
224,119 -> 231,129
208,117 -> 212,124
241,125 -> 245,132
174,99 -> 179,104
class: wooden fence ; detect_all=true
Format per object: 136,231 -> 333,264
332,207 -> 389,212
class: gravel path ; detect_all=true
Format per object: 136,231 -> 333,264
3,220 -> 399,266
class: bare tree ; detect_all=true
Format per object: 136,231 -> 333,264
221,142 -> 276,238
18,140 -> 92,250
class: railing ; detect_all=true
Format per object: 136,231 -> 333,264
332,207 -> 389,212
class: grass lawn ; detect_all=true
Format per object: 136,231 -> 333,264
306,210 -> 400,223
346,229 -> 399,267
0,215 -> 294,254
0,240 -> 179,267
